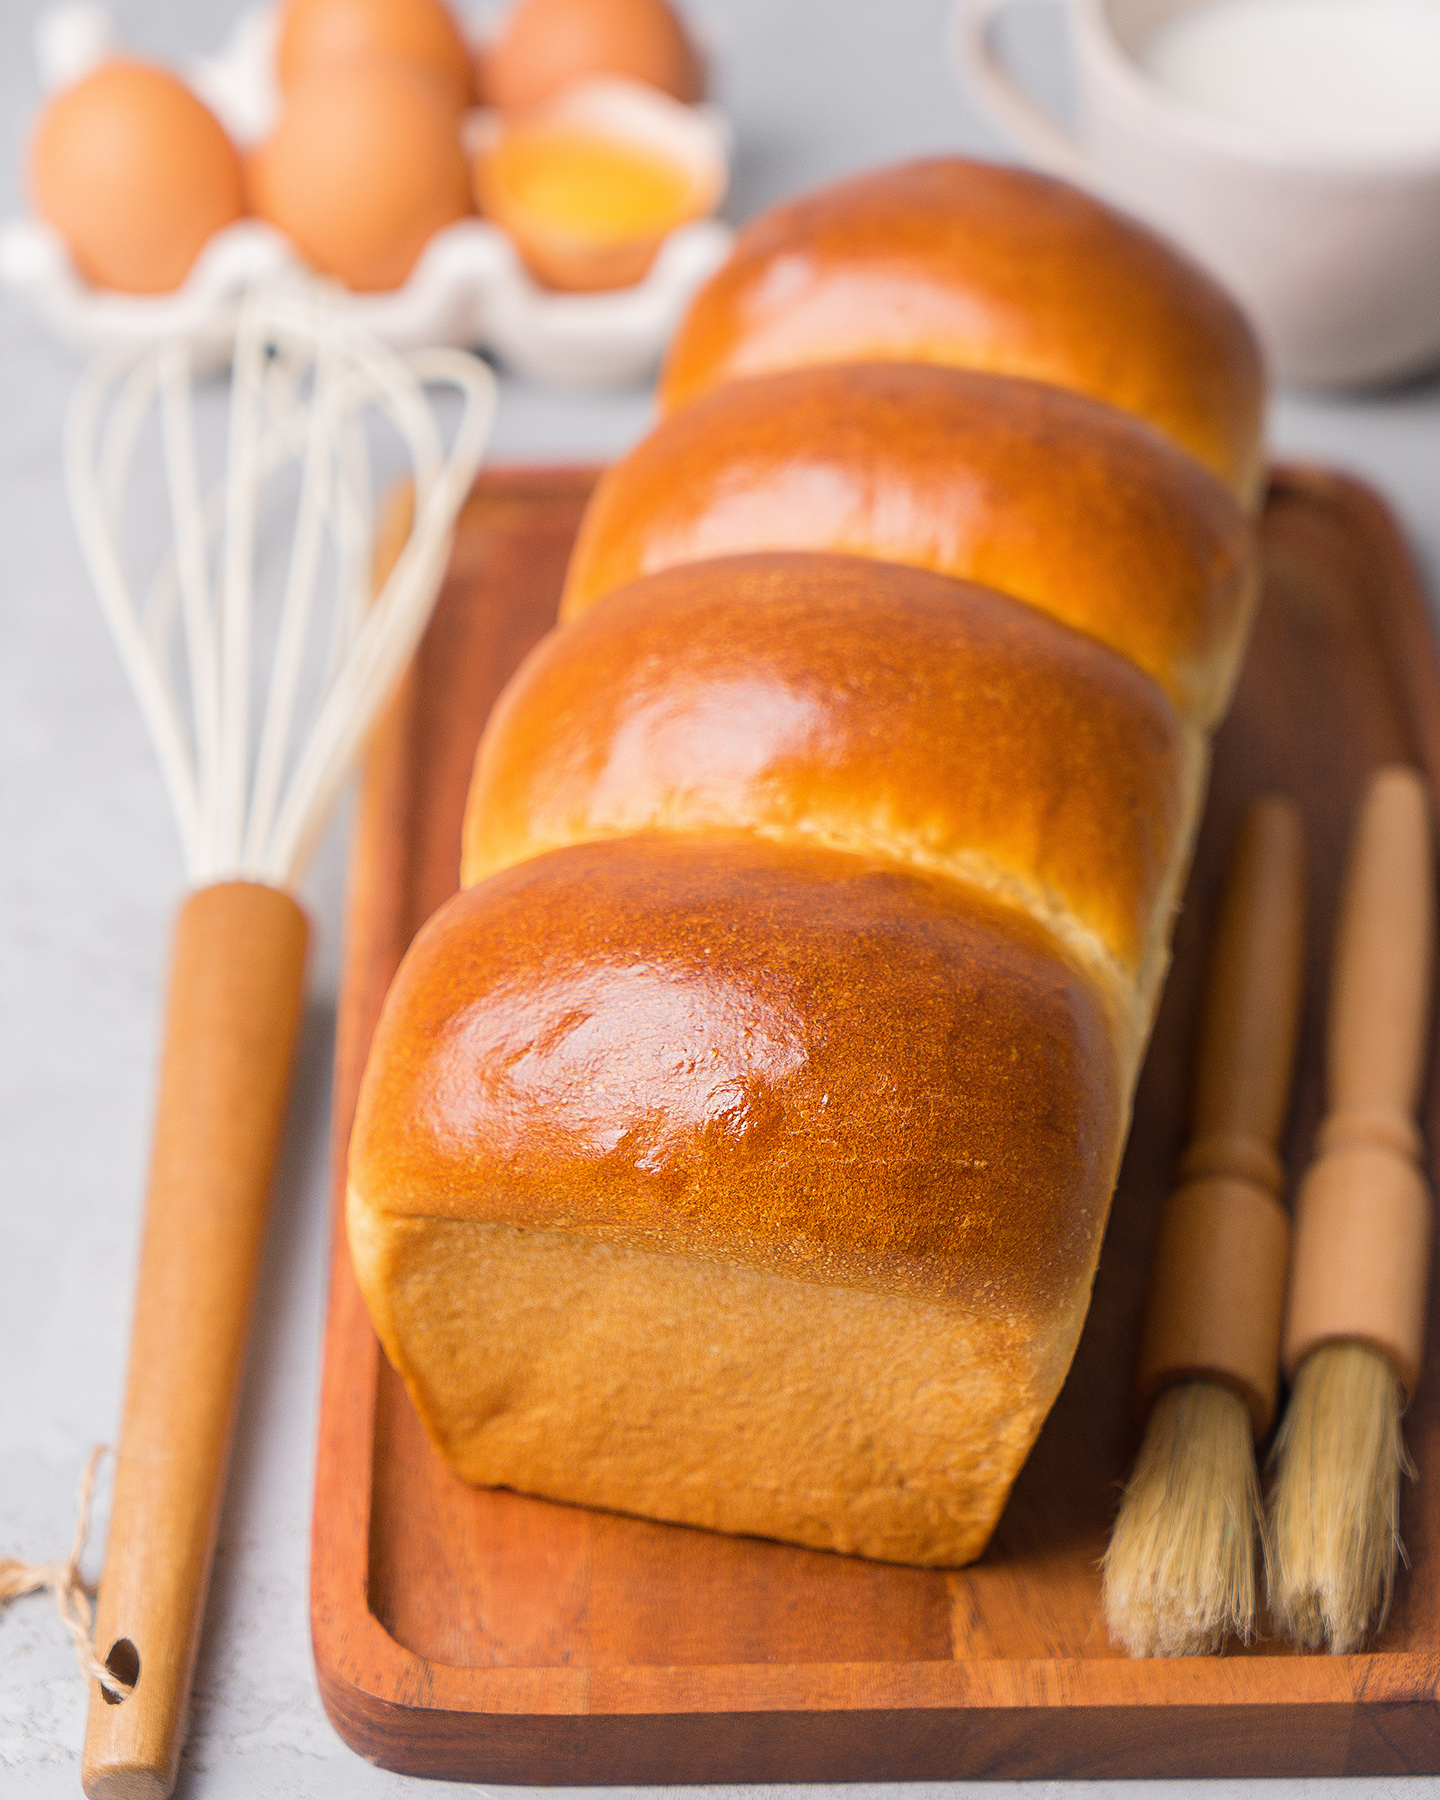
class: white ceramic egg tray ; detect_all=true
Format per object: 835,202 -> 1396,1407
0,2 -> 735,385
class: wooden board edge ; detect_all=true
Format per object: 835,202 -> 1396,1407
1267,460 -> 1440,793
310,492 -> 432,1717
312,1682 -> 1440,1783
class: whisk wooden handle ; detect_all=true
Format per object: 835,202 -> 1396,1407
1137,798 -> 1307,1436
1284,766 -> 1434,1398
82,882 -> 308,1800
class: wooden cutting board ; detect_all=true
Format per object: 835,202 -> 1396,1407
310,464 -> 1440,1781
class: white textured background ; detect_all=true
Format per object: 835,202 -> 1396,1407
3,1 -> 1440,1795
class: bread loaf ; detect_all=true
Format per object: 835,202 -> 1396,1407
659,158 -> 1266,504
462,552 -> 1198,1032
348,157 -> 1264,1567
559,363 -> 1256,728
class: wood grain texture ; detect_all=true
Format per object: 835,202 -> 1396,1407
1284,769 -> 1434,1393
86,882 -> 309,1800
1134,799 -> 1304,1435
310,464 -> 1440,1781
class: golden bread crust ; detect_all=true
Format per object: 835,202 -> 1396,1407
347,152 -> 1268,1568
346,1207 -> 1084,1566
350,832 -> 1124,1318
462,552 -> 1191,997
658,159 -> 1265,501
561,364 -> 1256,726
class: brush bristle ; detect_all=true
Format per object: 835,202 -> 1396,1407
1102,1379 -> 1260,1657
1266,1341 -> 1411,1653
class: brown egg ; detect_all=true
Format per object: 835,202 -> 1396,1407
485,0 -> 703,111
28,59 -> 244,293
276,0 -> 473,111
247,61 -> 471,292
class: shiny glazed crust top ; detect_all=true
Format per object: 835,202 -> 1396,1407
462,552 -> 1193,1008
561,363 -> 1257,727
349,832 -> 1124,1319
658,158 -> 1266,501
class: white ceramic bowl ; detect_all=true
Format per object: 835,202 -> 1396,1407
952,0 -> 1440,389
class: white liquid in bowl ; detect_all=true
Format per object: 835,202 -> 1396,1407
1136,0 -> 1440,156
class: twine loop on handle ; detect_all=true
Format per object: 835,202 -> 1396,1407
0,1448 -> 132,1700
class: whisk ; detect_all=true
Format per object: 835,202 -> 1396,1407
64,286 -> 495,1800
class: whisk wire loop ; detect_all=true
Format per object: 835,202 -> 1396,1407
218,317 -> 265,876
66,284 -> 497,891
157,341 -> 223,872
68,348 -> 207,871
243,320 -> 341,872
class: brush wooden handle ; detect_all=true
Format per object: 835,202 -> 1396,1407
81,881 -> 309,1800
1137,797 -> 1307,1436
1284,766 -> 1434,1398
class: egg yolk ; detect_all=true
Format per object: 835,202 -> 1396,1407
488,130 -> 694,240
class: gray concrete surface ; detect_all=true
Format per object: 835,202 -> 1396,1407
3,1 -> 1440,1794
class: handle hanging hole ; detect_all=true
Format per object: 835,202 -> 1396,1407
101,1638 -> 139,1704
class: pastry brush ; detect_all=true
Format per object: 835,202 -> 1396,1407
1268,764 -> 1433,1653
1104,796 -> 1306,1655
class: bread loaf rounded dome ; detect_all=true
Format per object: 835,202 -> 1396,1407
463,551 -> 1195,1016
659,159 -> 1265,502
562,362 -> 1256,726
353,831 -> 1124,1317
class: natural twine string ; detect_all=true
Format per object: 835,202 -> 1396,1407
0,1447 -> 133,1699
